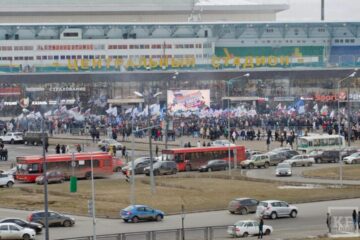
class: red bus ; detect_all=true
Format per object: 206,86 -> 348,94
16,152 -> 114,183
162,146 -> 246,171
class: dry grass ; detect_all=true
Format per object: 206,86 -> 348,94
303,165 -> 360,180
1,173 -> 360,218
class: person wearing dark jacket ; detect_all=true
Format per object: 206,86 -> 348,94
55,144 -> 60,154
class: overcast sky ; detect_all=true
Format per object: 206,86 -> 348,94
277,0 -> 360,21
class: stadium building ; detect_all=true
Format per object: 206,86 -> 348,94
0,0 -> 359,117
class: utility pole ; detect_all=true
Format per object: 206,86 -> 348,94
42,118 -> 49,240
321,0 -> 325,21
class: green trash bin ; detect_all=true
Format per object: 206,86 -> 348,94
70,176 -> 77,193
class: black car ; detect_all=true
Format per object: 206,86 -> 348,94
122,157 -> 157,175
198,160 -> 229,172
228,198 -> 259,215
27,211 -> 75,227
0,218 -> 43,233
144,161 -> 177,176
315,149 -> 357,163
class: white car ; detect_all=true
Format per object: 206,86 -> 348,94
227,220 -> 273,237
212,140 -> 235,147
0,173 -> 14,187
98,139 -> 123,150
256,200 -> 298,219
0,132 -> 23,144
0,222 -> 36,240
343,152 -> 360,164
283,155 -> 315,167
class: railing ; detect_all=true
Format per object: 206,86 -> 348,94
56,225 -> 229,240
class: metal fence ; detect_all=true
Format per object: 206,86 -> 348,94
57,225 -> 229,240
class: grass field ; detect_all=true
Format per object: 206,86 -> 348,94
303,165 -> 360,180
1,172 -> 360,218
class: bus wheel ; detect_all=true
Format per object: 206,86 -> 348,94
85,172 -> 91,180
185,165 -> 191,172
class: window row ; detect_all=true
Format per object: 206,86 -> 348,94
36,44 -> 105,51
334,39 -> 356,43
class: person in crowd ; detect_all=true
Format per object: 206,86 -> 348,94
352,209 -> 357,231
61,144 -> 66,154
55,144 -> 61,154
76,144 -> 81,153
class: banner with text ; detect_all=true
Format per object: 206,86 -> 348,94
167,90 -> 210,113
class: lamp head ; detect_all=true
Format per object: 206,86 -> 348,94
134,91 -> 143,97
349,72 -> 357,78
153,92 -> 163,98
244,73 -> 250,77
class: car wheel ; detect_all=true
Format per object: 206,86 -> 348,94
242,232 -> 249,237
24,140 -> 28,145
248,164 -> 254,169
155,214 -> 163,221
63,220 -> 72,227
6,181 -> 14,188
265,229 -> 271,235
270,212 -> 277,219
10,139 -> 14,144
290,210 -> 297,218
115,167 -> 122,172
240,208 -> 248,215
132,216 -> 139,223
33,141 -> 38,146
185,165 -> 191,172
207,168 -> 212,172
307,162 -> 312,167
264,162 -> 270,168
291,163 -> 296,167
229,211 -> 235,214
22,234 -> 31,240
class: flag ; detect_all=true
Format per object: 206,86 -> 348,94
295,99 -> 305,114
125,108 -> 133,114
60,105 -> 67,113
320,105 -> 328,116
69,106 -> 79,112
150,104 -> 160,116
84,108 -> 91,116
35,112 -> 43,119
330,110 -> 335,118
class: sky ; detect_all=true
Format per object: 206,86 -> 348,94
278,0 -> 360,21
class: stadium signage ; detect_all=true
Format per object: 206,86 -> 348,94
314,92 -> 346,101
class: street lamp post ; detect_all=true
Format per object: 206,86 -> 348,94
165,71 -> 178,150
130,108 -> 136,205
134,91 -> 162,194
337,71 -> 356,187
181,204 -> 185,240
41,118 -> 49,240
227,73 -> 250,176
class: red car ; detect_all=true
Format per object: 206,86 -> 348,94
35,170 -> 65,185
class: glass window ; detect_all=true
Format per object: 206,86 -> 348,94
0,225 -> 8,230
9,225 -> 19,231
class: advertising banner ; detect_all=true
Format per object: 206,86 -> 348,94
167,90 -> 210,113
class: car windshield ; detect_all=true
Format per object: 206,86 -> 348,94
277,163 -> 290,168
234,221 -> 246,226
14,134 -> 22,137
123,206 -> 133,211
153,161 -> 162,167
258,202 -> 268,207
250,155 -> 261,161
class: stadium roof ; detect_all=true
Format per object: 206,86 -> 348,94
0,0 -> 289,13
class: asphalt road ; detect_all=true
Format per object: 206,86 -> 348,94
244,163 -> 360,185
0,198 -> 359,239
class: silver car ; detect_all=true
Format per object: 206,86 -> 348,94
283,155 -> 315,167
256,200 -> 298,219
275,163 -> 292,177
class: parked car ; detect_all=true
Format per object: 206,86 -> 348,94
240,154 -> 270,169
2,166 -> 17,177
0,173 -> 14,187
256,200 -> 298,219
120,205 -> 165,223
0,218 -> 43,234
0,222 -> 36,240
227,220 -> 273,238
282,155 -> 315,167
198,160 -> 229,172
268,152 -> 287,165
308,150 -> 324,161
98,139 -> 123,150
275,163 -> 292,177
212,139 -> 235,146
27,211 -> 75,227
343,152 -> 360,164
122,157 -> 156,175
35,170 -> 65,185
228,198 -> 259,215
23,132 -> 48,146
315,150 -> 342,163
144,161 -> 177,176
245,150 -> 262,160
0,132 -> 24,144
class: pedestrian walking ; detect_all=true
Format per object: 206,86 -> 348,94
358,211 -> 360,229
326,212 -> 332,234
55,144 -> 60,154
155,145 -> 159,157
76,144 -> 81,153
352,209 -> 357,231
61,144 -> 66,154
122,146 -> 126,157
258,217 -> 264,239
266,138 -> 270,151
197,140 -> 201,147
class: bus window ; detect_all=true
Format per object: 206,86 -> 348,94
175,154 -> 184,163
329,138 -> 336,145
28,163 -> 40,173
313,139 -> 319,147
